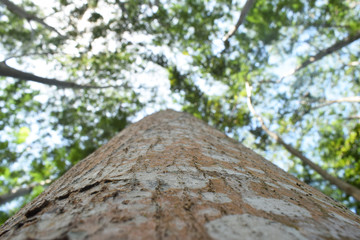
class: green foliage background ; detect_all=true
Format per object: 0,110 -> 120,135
0,0 -> 359,224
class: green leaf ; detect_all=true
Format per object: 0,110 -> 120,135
14,127 -> 30,144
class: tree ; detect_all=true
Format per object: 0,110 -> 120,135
1,0 -> 360,224
0,110 -> 359,239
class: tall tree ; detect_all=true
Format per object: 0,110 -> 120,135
1,110 -> 359,239
1,0 -> 360,224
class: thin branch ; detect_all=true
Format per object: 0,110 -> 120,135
279,31 -> 360,82
0,188 -> 32,205
311,96 -> 360,110
0,0 -> 63,37
0,61 -> 119,89
0,179 -> 51,205
309,23 -> 352,29
3,51 -> 57,62
349,1 -> 360,8
348,61 -> 359,67
222,0 -> 256,42
344,115 -> 360,120
245,81 -> 360,202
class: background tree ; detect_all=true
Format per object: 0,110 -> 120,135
0,0 -> 359,224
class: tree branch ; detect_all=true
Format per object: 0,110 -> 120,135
311,96 -> 360,110
279,31 -> 360,81
222,0 -> 256,42
0,0 -> 63,36
3,51 -> 56,63
0,61 -> 118,89
0,179 -> 51,205
344,115 -> 360,120
245,81 -> 360,202
348,61 -> 359,67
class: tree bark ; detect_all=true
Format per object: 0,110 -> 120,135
1,110 -> 359,239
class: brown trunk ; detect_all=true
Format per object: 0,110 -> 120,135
1,110 -> 359,239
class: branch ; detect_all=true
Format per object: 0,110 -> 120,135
0,61 -> 118,89
311,96 -> 360,110
0,179 -> 51,205
245,81 -> 360,202
0,0 -> 63,36
279,31 -> 360,81
3,51 -> 56,63
349,1 -> 360,8
222,0 -> 256,42
344,115 -> 360,120
348,61 -> 359,67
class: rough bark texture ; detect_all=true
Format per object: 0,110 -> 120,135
1,110 -> 359,240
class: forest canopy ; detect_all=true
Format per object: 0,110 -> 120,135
0,0 -> 359,224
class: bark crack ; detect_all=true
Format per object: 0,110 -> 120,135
25,200 -> 49,218
79,182 -> 100,193
152,178 -> 164,240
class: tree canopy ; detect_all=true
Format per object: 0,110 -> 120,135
1,0 -> 359,224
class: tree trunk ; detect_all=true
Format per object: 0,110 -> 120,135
1,110 -> 359,239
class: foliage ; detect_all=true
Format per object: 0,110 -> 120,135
316,122 -> 360,210
0,0 -> 359,223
